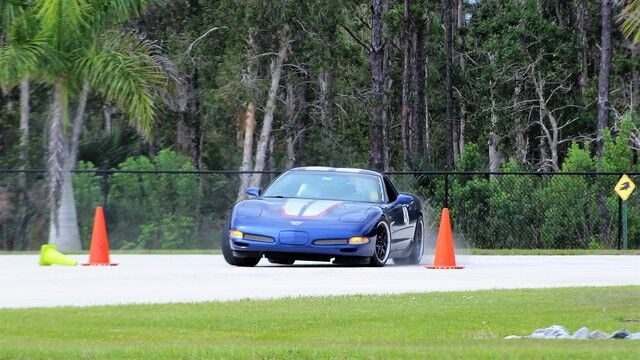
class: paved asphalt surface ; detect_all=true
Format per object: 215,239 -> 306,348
1,254 -> 639,308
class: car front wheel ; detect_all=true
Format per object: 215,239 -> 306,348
369,221 -> 391,267
221,228 -> 261,267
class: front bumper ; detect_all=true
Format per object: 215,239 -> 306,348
228,232 -> 376,258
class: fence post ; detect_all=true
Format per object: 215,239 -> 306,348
618,196 -> 622,250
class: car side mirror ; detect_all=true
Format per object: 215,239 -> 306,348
396,194 -> 413,205
245,187 -> 262,198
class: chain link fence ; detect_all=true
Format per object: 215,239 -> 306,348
389,172 -> 633,250
0,169 -> 637,251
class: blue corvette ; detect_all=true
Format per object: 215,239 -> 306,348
222,167 -> 424,267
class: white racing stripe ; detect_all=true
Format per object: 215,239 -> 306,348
302,200 -> 341,217
281,199 -> 342,218
281,199 -> 310,217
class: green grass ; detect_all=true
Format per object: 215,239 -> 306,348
1,287 -> 639,359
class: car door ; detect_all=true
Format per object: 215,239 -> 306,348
383,176 -> 412,251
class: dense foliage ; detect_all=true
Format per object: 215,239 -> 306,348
1,0 -> 639,250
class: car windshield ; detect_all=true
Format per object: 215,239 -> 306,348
262,171 -> 384,203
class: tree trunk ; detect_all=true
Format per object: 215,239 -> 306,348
555,0 -> 566,28
319,70 -> 334,128
539,127 -> 548,170
488,83 -> 502,175
236,29 -> 258,202
19,79 -> 29,188
633,48 -> 639,111
48,81 -> 89,251
411,7 -> 426,159
103,103 -> 113,135
319,69 -> 334,155
456,0 -> 466,156
48,169 -> 82,251
596,0 -> 612,167
370,0 -> 386,171
285,137 -> 295,169
249,27 -> 289,188
293,65 -> 310,166
48,81 -> 80,251
382,1 -> 392,171
424,10 -> 432,160
596,0 -> 613,246
577,0 -> 588,95
443,0 -> 455,169
401,0 -> 412,166
266,136 -> 275,183
284,79 -> 297,170
236,103 -> 256,201
512,75 -> 527,164
189,67 -> 202,170
70,81 -> 89,163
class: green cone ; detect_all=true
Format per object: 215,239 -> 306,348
39,244 -> 78,266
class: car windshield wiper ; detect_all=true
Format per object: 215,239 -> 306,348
263,195 -> 287,198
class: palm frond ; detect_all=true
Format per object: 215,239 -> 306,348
622,0 -> 640,44
77,31 -> 174,136
91,0 -> 160,26
0,37 -> 50,86
35,0 -> 93,50
0,0 -> 28,33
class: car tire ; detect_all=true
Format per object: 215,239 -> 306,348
268,258 -> 295,265
369,221 -> 391,267
392,216 -> 424,265
221,227 -> 261,267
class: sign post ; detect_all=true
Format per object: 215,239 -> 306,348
614,174 -> 636,250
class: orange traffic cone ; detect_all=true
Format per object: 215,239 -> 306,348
82,207 -> 117,266
425,208 -> 463,269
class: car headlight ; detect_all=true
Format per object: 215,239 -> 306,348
348,236 -> 369,244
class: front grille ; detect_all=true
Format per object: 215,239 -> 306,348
313,239 -> 348,245
243,233 -> 275,243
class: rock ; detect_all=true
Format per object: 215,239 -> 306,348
543,325 -> 570,338
609,329 -> 630,339
529,328 -> 547,339
589,330 -> 609,339
504,335 -> 522,340
507,326 -> 637,340
571,327 -> 590,339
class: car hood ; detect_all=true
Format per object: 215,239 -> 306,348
235,197 -> 377,222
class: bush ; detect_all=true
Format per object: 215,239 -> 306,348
72,161 -> 103,249
107,149 -> 203,249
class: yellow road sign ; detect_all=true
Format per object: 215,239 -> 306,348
615,174 -> 636,201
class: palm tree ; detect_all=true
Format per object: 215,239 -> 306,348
0,1 -> 35,184
623,0 -> 640,43
0,0 -> 182,250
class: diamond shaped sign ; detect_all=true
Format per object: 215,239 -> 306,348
615,174 -> 636,201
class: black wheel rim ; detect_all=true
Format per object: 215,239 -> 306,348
375,223 -> 389,261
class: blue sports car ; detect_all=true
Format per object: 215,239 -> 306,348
222,167 -> 424,267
